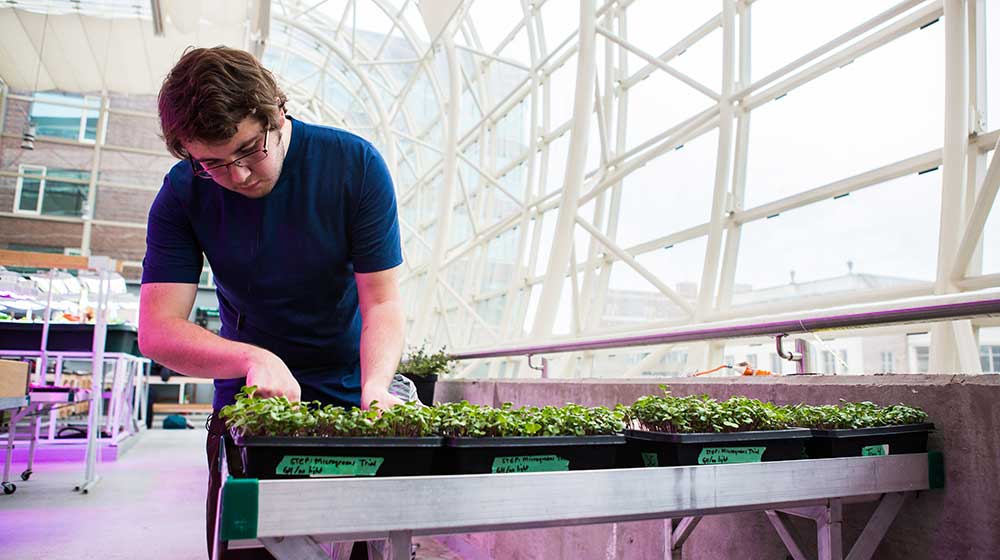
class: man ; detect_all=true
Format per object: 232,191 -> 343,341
138,46 -> 405,559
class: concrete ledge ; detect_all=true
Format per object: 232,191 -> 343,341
434,375 -> 1000,559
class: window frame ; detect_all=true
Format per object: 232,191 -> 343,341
28,93 -> 105,145
13,164 -> 47,215
14,164 -> 90,217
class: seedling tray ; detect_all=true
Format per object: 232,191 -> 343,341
623,428 -> 811,467
0,323 -> 140,355
805,423 -> 934,458
440,435 -> 625,475
231,434 -> 442,479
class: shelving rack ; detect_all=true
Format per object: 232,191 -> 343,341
213,452 -> 940,560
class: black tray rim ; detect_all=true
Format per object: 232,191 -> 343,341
444,434 -> 625,448
807,422 -> 935,438
624,428 -> 811,444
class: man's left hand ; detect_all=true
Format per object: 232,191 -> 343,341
361,386 -> 405,411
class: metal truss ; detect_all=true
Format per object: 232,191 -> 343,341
255,0 -> 999,377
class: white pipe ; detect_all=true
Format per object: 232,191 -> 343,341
530,0 -> 597,338
697,0 -> 737,318
411,33 -> 462,342
951,137 -> 1000,280
930,0 -> 969,373
81,94 -> 109,256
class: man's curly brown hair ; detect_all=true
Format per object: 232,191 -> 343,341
158,46 -> 287,159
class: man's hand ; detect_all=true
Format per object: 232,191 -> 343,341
244,348 -> 301,401
361,384 -> 405,411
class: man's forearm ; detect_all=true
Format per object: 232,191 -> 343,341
139,317 -> 263,380
358,299 -> 406,405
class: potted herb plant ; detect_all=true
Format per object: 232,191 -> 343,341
787,400 -> 933,458
430,401 -> 626,474
397,343 -> 453,405
622,387 -> 810,467
220,386 -> 441,479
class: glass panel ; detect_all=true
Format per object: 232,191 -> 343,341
752,0 -> 914,83
625,0 -> 719,68
734,172 -> 939,306
616,129 -> 718,249
83,109 -> 99,141
745,21 -> 943,208
31,92 -> 86,141
41,169 -> 89,217
468,2 -> 526,54
17,174 -> 42,213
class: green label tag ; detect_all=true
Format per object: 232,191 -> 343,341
862,444 -> 889,457
697,446 -> 766,465
492,455 -> 570,473
275,456 -> 383,477
641,452 -> 659,467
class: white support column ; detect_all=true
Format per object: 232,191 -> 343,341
411,34 -> 461,343
585,3 -> 629,334
717,0 -> 752,312
81,94 -> 109,256
930,0 -> 969,374
697,0 -> 736,318
689,0 -> 737,371
531,0 -> 597,338
952,0 -> 990,282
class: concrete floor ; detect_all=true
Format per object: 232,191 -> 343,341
0,428 -> 460,560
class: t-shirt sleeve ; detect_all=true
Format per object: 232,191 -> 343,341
350,146 -> 403,273
141,174 -> 204,284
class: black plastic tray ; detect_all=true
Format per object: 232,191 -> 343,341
0,322 -> 140,355
805,423 -> 934,458
231,434 -> 442,479
400,373 -> 437,405
623,428 -> 811,467
440,435 -> 625,474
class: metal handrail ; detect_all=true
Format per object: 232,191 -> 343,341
450,290 -> 1000,361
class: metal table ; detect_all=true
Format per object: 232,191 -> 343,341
214,452 -> 940,560
1,395 -> 29,494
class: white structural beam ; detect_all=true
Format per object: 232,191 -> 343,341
743,2 -> 943,112
575,216 -> 695,316
930,0 -> 969,374
951,138 -> 1000,281
697,0 -> 737,319
716,0 -> 752,312
530,0 -> 597,338
732,0 -> 927,100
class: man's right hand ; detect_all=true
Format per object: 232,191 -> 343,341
244,348 -> 301,402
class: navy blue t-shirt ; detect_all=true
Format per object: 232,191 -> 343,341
141,117 -> 402,410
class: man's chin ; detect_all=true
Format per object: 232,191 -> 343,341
231,181 -> 273,198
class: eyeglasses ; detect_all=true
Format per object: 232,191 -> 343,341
190,128 -> 270,179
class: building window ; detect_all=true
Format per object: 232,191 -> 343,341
980,346 -> 1000,373
14,165 -> 89,217
881,351 -> 894,373
821,350 -> 848,374
915,347 -> 929,373
30,92 -> 102,143
771,353 -> 783,374
822,351 -> 837,374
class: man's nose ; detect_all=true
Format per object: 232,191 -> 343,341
229,164 -> 252,183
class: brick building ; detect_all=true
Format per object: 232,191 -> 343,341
0,89 -> 174,281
